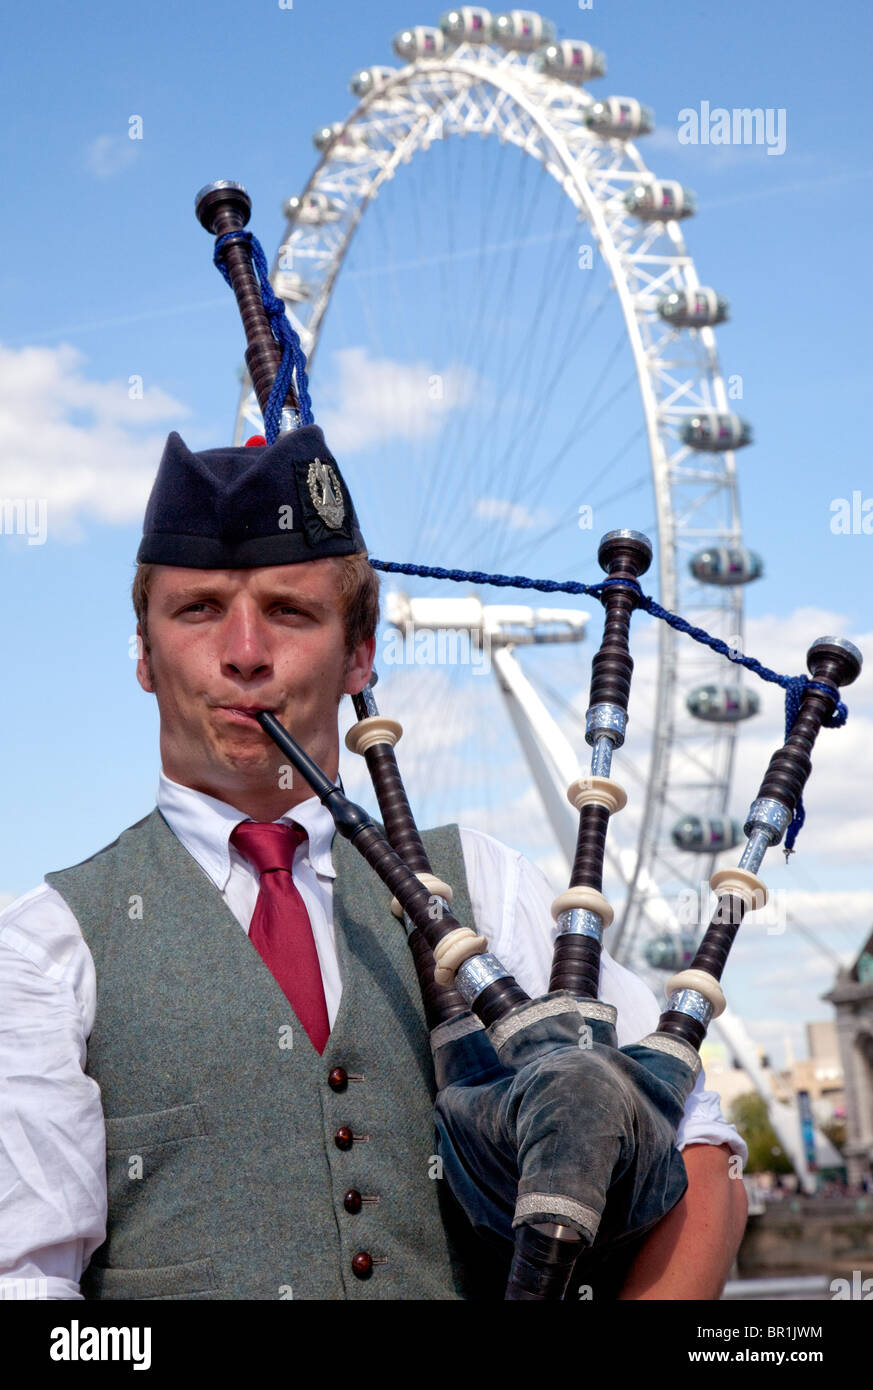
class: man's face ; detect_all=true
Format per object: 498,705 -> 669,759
136,561 -> 375,807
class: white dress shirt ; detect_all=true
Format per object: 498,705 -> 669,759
0,771 -> 746,1300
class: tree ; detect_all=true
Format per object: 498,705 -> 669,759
728,1092 -> 793,1174
820,1118 -> 846,1153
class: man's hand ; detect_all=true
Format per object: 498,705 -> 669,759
617,1142 -> 748,1300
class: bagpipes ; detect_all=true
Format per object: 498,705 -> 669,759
196,180 -> 862,1300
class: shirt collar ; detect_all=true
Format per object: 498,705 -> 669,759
157,770 -> 337,891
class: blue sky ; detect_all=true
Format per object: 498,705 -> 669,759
1,0 -> 871,1068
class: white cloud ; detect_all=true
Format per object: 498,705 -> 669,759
316,346 -> 478,454
473,496 -> 543,531
0,342 -> 189,530
85,134 -> 139,179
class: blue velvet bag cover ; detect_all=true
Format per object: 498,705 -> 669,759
431,993 -> 694,1270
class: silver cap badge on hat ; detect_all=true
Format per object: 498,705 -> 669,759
307,459 -> 345,529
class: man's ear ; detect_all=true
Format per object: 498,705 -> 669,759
135,624 -> 156,695
344,634 -> 376,695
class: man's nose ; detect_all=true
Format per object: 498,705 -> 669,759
220,604 -> 273,680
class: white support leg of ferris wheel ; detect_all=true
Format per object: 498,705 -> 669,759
711,1011 -> 839,1194
490,641 -> 833,1190
490,642 -> 675,934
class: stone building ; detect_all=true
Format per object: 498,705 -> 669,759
824,927 -> 873,1188
769,1020 -> 844,1122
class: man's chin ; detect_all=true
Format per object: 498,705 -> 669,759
201,726 -> 279,774
220,738 -> 281,770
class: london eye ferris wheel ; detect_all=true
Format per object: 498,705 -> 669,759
231,8 -> 765,988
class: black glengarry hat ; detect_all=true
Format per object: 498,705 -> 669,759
137,425 -> 366,568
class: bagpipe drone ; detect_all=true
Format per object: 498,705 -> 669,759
195,180 -> 862,1300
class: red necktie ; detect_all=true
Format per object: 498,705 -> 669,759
230,820 -> 330,1054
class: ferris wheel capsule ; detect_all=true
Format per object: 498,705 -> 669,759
283,192 -> 341,226
680,411 -> 752,452
689,546 -> 763,586
440,6 -> 493,43
491,10 -> 556,51
686,684 -> 761,723
658,287 -> 729,328
625,179 -> 696,221
393,25 -> 447,60
585,97 -> 654,138
671,815 -> 744,853
272,268 -> 313,304
536,40 -> 606,83
350,66 -> 397,98
313,122 -> 370,157
313,123 -> 340,152
644,931 -> 698,972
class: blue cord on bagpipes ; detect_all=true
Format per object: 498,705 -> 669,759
213,230 -> 314,440
210,240 -> 845,853
369,561 -> 849,855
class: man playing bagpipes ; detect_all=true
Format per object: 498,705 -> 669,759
0,438 -> 748,1301
9,181 -> 848,1302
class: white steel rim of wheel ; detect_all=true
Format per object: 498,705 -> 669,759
231,27 -> 751,971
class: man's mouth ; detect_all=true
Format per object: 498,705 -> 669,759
215,704 -> 277,725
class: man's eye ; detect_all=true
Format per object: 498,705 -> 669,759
176,601 -> 305,616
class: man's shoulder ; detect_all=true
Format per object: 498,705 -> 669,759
454,825 -> 519,856
0,811 -> 163,935
454,826 -> 556,894
41,809 -> 167,961
420,824 -> 549,891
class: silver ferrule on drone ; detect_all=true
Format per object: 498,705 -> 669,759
454,952 -> 514,1007
665,988 -> 714,1027
586,703 -> 628,748
554,908 -> 604,942
739,797 -> 792,872
586,705 -> 628,776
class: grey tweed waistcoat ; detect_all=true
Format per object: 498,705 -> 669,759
46,808 -> 495,1301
